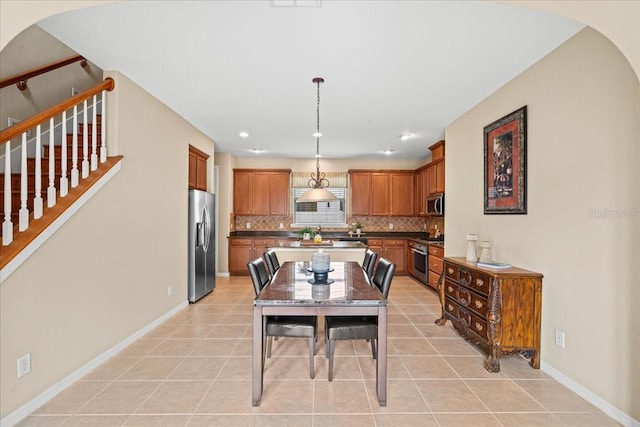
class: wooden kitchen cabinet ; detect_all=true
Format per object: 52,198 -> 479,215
349,170 -> 414,217
428,159 -> 445,195
228,238 -> 254,275
390,172 -> 414,216
384,239 -> 406,275
427,244 -> 444,291
350,172 -> 372,216
233,169 -> 290,216
436,257 -> 543,372
414,166 -> 429,216
188,145 -> 208,191
367,238 -> 406,275
407,240 -> 416,277
228,237 -> 278,275
371,173 -> 390,216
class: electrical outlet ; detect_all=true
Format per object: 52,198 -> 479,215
167,285 -> 173,297
246,223 -> 251,229
555,329 -> 565,349
17,353 -> 31,378
388,223 -> 394,230
279,223 -> 284,229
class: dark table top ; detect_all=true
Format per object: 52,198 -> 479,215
256,261 -> 384,306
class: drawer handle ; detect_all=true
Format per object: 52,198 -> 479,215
447,304 -> 454,312
474,300 -> 483,309
447,285 -> 454,293
476,278 -> 484,287
447,267 -> 454,274
475,322 -> 484,331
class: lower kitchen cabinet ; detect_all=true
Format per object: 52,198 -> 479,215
427,244 -> 444,290
229,238 -> 279,275
367,238 -> 406,275
407,240 -> 416,276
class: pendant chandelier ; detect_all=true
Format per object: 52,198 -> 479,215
297,77 -> 338,203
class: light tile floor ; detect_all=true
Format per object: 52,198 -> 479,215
19,276 -> 620,426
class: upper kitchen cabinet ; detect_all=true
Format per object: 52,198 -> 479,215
233,169 -> 291,216
414,165 -> 429,216
188,145 -> 209,191
349,170 -> 414,216
427,140 -> 445,195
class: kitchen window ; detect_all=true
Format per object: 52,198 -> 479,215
292,171 -> 347,227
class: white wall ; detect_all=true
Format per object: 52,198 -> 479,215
445,27 -> 640,420
0,70 -> 214,418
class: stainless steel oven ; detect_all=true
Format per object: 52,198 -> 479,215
410,242 -> 428,284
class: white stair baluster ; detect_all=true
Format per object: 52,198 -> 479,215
82,99 -> 89,178
47,117 -> 57,207
19,133 -> 29,231
33,125 -> 43,219
60,111 -> 69,196
100,90 -> 107,163
91,94 -> 98,170
71,105 -> 79,187
2,141 -> 13,245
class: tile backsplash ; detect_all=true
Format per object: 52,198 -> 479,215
234,215 -> 444,234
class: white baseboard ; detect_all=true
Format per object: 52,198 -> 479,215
541,362 -> 639,427
217,272 -> 230,277
0,300 -> 189,427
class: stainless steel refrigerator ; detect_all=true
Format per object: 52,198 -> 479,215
188,189 -> 216,302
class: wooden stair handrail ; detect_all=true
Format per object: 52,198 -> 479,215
0,55 -> 87,90
0,78 -> 115,143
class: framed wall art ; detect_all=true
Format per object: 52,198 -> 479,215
483,106 -> 527,214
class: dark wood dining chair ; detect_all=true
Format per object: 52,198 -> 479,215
324,257 -> 396,381
263,249 -> 280,278
247,257 -> 318,378
362,248 -> 378,279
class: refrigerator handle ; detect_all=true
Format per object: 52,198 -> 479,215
203,205 -> 211,252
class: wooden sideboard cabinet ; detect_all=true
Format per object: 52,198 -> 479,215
436,257 -> 543,372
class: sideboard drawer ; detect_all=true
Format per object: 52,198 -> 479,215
470,271 -> 491,296
445,263 -> 459,281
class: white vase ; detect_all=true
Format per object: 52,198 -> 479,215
466,234 -> 478,262
479,241 -> 492,263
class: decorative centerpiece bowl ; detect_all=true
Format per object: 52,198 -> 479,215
307,268 -> 335,284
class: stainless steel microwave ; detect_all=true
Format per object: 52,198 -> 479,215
427,193 -> 444,216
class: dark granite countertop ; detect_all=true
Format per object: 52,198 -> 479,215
228,231 -> 444,246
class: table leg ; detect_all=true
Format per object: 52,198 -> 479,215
377,305 -> 387,406
252,305 -> 263,406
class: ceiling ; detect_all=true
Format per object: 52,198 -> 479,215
37,1 -> 583,160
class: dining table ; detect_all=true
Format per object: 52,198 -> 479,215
252,261 -> 388,406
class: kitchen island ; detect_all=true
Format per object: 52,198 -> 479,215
270,240 -> 367,264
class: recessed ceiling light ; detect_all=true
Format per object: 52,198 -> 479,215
250,148 -> 264,153
383,150 -> 394,155
400,133 -> 413,141
239,131 -> 249,138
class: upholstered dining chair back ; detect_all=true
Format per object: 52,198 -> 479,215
263,249 -> 281,277
371,257 -> 396,299
248,257 -> 271,297
362,249 -> 378,279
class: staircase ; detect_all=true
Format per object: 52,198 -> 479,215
0,116 -> 101,225
1,78 -> 120,280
